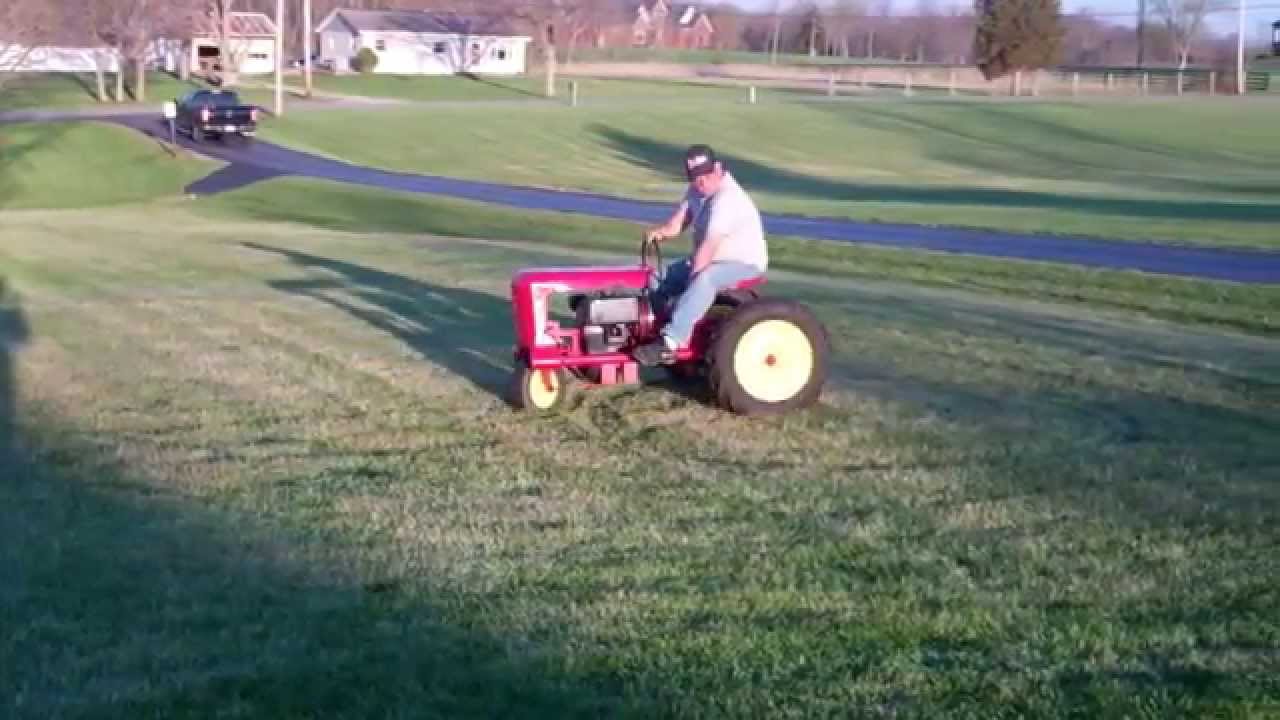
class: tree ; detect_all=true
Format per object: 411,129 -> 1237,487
821,0 -> 863,57
972,0 -> 1065,80
1150,0 -> 1212,68
0,0 -> 58,88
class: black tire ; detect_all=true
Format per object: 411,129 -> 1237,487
508,364 -> 570,413
706,298 -> 829,417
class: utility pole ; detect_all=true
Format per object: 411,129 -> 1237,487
304,0 -> 312,97
1237,0 -> 1246,94
275,0 -> 284,115
1136,0 -> 1145,67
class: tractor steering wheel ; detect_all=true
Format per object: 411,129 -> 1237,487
641,233 -> 665,288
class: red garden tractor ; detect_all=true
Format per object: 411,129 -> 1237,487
506,237 -> 830,416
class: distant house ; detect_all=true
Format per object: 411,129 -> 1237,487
188,12 -> 278,76
0,45 -> 120,73
631,1 -> 715,49
314,8 -> 531,75
1273,20 -> 1279,55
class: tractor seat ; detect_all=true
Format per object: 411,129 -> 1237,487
729,275 -> 765,291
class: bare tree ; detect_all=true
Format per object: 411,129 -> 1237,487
0,0 -> 58,87
822,0 -> 863,57
1149,0 -> 1212,68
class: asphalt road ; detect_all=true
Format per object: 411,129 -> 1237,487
13,111 -> 1280,285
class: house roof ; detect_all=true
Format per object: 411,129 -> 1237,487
319,8 -> 522,37
192,12 -> 278,38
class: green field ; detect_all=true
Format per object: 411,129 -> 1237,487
0,121 -> 219,209
0,71 -> 218,110
2,118 -> 1279,717
257,96 -> 1280,250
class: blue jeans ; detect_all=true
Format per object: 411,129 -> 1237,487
649,258 -> 762,346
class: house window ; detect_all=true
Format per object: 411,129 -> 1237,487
492,48 -> 507,60
248,52 -> 269,60
433,41 -> 446,53
375,38 -> 386,51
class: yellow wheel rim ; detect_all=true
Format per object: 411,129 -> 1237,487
526,369 -> 561,410
732,320 -> 814,404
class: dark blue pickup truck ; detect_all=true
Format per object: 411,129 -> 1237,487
173,89 -> 259,143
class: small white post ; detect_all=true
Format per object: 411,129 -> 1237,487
1209,71 -> 1216,95
748,85 -> 757,104
1031,70 -> 1040,96
570,80 -> 578,106
1013,69 -> 1022,96
827,73 -> 836,97
1142,71 -> 1149,95
903,68 -> 912,96
948,67 -> 956,96
1072,71 -> 1079,96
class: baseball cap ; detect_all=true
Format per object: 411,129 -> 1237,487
684,144 -> 719,180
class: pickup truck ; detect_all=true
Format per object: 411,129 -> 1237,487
173,89 -> 259,143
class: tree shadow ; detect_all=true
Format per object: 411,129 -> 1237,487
458,71 -> 544,99
589,124 -> 1280,225
0,414 -> 643,718
0,277 -> 29,466
241,242 -> 518,401
839,103 -> 1280,197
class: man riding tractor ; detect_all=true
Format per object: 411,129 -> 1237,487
632,144 -> 769,367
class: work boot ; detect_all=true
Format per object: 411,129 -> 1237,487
633,336 -> 676,367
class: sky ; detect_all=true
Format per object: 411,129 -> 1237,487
719,0 -> 1278,42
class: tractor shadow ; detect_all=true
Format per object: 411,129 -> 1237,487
243,243 -> 516,401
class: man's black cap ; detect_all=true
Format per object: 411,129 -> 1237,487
684,144 -> 718,180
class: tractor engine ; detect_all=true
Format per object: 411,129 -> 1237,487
572,293 -> 650,354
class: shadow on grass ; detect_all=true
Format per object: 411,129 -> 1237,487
0,278 -> 29,465
839,103 -> 1280,197
590,124 -> 1280,224
0,420 -> 642,718
242,242 -> 517,401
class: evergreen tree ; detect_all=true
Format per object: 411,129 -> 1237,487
973,0 -> 1065,80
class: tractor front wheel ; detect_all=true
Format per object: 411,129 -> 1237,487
707,298 -> 829,416
508,365 -> 570,413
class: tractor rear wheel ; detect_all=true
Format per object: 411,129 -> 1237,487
508,365 -> 569,413
707,298 -> 829,416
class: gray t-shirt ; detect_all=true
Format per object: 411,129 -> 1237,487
684,170 -> 768,272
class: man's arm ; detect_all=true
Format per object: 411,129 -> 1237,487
646,199 -> 689,243
690,229 -> 726,274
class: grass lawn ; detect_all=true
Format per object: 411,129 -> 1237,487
2,185 -> 1279,717
0,121 -> 219,209
256,96 -> 1280,250
0,71 -> 216,111
283,73 -> 764,103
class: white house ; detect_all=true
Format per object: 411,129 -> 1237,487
0,45 -> 120,73
315,8 -> 531,75
187,11 -> 278,76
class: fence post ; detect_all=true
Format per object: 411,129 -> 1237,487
827,73 -> 836,97
748,85 -> 757,104
1012,69 -> 1022,96
569,80 -> 578,107
948,67 -> 956,96
1177,70 -> 1184,96
903,68 -> 912,96
1142,72 -> 1149,96
1031,70 -> 1040,96
1072,71 -> 1079,96
1208,71 -> 1215,95
1105,72 -> 1112,91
